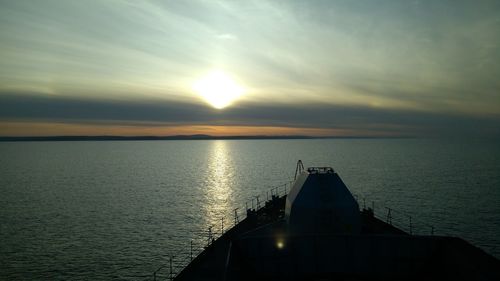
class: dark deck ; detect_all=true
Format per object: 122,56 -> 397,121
173,195 -> 500,281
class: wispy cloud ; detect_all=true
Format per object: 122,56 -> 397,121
216,33 -> 238,40
0,0 -> 499,136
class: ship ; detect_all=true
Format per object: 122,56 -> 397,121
157,161 -> 500,281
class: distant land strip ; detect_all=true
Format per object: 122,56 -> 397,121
0,135 -> 410,141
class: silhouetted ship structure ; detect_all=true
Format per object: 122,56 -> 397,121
156,161 -> 500,281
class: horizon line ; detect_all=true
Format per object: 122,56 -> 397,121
0,134 -> 415,142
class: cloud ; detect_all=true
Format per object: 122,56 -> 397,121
1,92 -> 498,137
0,0 -> 499,136
216,33 -> 238,40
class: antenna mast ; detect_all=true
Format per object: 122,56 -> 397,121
294,160 -> 305,180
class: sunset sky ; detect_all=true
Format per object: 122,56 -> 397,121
1,0 -> 499,137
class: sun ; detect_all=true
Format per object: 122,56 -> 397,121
193,71 -> 244,109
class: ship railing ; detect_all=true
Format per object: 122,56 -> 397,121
149,180 -> 293,281
150,240 -> 208,281
352,193 -> 436,236
151,185 -> 440,280
151,184 -> 437,280
243,180 -> 292,213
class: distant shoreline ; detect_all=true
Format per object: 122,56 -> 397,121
0,135 -> 411,142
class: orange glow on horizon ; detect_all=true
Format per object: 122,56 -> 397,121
0,121 -> 392,137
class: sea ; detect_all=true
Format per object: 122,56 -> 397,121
1,138 -> 499,280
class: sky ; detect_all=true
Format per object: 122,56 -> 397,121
0,0 -> 499,137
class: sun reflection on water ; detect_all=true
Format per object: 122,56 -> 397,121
201,140 -> 236,232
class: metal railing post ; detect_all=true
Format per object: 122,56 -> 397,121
207,226 -> 213,246
169,255 -> 173,281
153,265 -> 165,281
386,207 -> 392,225
234,208 -> 239,226
409,216 -> 413,235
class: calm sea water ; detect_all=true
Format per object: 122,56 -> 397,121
1,139 -> 499,280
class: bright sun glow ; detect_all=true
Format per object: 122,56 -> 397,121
193,71 -> 244,109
